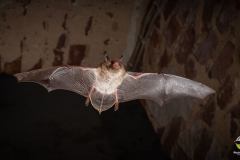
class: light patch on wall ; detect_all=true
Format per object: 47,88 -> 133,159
122,0 -> 145,66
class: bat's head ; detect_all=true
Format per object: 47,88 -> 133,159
101,54 -> 125,72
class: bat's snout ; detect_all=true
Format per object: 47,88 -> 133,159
112,62 -> 120,69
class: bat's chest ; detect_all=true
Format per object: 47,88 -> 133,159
94,74 -> 123,94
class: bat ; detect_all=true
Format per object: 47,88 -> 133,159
14,54 -> 215,114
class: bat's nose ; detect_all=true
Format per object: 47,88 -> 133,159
113,62 -> 119,69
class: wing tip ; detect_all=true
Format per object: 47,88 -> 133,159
201,85 -> 215,99
14,72 -> 30,83
210,88 -> 216,94
14,72 -> 51,93
13,74 -> 22,83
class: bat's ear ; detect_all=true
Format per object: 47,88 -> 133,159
105,54 -> 111,63
120,55 -> 123,62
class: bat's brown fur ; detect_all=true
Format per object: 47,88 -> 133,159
94,57 -> 126,94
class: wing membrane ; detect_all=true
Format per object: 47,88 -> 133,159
117,72 -> 215,106
14,66 -> 95,97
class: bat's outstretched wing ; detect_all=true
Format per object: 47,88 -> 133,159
117,72 -> 215,106
14,66 -> 95,97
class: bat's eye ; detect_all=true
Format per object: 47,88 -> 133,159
112,62 -> 120,69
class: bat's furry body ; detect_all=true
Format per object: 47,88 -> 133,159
14,55 -> 215,114
94,63 -> 126,94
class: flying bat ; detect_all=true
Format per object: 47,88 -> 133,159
14,55 -> 215,114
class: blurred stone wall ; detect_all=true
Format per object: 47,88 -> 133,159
139,0 -> 240,159
0,0 -> 147,74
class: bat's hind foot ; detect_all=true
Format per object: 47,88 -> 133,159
114,102 -> 119,111
114,89 -> 119,111
85,97 -> 90,106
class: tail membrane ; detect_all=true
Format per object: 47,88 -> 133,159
90,89 -> 116,113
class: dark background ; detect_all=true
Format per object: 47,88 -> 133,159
1,0 -> 240,159
0,73 -> 170,160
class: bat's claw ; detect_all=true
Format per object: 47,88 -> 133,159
65,64 -> 73,71
85,97 -> 90,106
114,102 -> 119,111
158,71 -> 164,77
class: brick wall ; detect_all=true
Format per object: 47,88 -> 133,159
141,0 -> 240,159
0,0 -> 146,74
